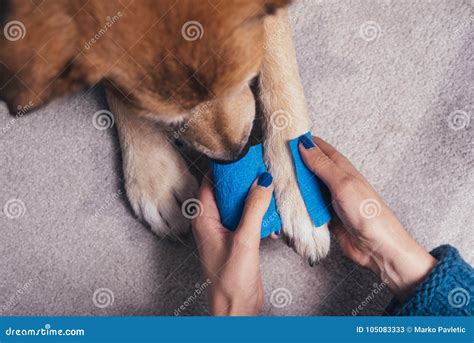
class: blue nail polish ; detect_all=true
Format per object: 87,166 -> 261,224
299,135 -> 316,150
257,172 -> 273,188
275,230 -> 281,236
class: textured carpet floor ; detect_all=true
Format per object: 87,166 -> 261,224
1,0 -> 472,316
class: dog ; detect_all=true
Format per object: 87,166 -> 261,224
0,0 -> 330,264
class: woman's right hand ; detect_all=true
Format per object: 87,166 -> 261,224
298,135 -> 437,300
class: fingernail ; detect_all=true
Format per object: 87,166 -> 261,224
275,230 -> 280,236
257,172 -> 273,188
299,135 -> 315,150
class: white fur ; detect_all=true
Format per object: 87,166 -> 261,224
259,9 -> 331,263
106,91 -> 198,239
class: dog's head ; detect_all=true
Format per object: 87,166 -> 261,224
0,0 -> 291,160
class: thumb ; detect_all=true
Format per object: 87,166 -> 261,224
234,172 -> 274,244
298,135 -> 348,189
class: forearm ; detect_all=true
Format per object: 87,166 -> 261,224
385,245 -> 474,316
365,222 -> 437,300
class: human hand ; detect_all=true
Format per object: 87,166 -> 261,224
192,172 -> 274,316
298,135 -> 437,300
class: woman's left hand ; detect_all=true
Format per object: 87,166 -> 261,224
192,172 -> 274,316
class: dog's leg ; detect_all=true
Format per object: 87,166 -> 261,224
106,90 -> 198,239
260,9 -> 330,264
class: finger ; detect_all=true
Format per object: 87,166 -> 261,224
298,135 -> 349,189
235,172 -> 274,242
312,137 -> 359,176
312,137 -> 369,185
269,231 -> 280,240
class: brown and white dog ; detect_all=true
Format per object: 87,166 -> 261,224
0,0 -> 330,263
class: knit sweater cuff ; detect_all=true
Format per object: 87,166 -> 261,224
385,245 -> 473,316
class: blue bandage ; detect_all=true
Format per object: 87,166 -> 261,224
210,132 -> 331,238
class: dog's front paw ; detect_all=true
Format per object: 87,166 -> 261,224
265,141 -> 330,264
107,90 -> 200,239
124,146 -> 199,239
276,178 -> 331,265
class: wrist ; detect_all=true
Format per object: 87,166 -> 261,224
209,288 -> 263,316
367,232 -> 437,300
212,305 -> 260,316
210,295 -> 262,316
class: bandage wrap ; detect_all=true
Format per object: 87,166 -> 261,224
210,132 -> 331,238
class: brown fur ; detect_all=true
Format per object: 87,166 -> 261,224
0,0 -> 289,117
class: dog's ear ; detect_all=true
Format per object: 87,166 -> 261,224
0,1 -> 94,114
262,0 -> 293,15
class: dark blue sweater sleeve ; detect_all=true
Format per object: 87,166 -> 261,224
385,245 -> 473,316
